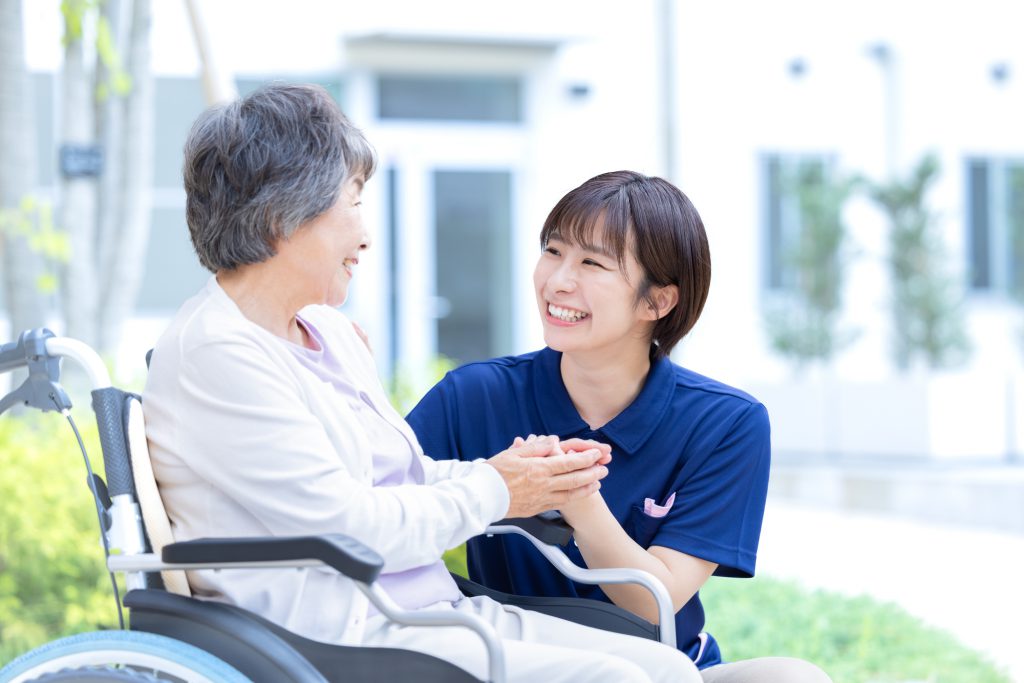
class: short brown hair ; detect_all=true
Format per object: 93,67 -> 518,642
539,170 -> 711,359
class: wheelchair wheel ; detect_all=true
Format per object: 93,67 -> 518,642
18,669 -> 156,682
0,630 -> 250,683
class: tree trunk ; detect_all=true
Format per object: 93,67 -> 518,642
95,0 -> 127,320
97,0 -> 153,351
58,14 -> 99,347
0,0 -> 47,338
184,0 -> 237,104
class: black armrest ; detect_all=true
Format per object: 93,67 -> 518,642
492,510 -> 574,547
162,534 -> 384,584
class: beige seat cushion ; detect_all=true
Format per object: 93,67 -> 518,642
127,398 -> 191,597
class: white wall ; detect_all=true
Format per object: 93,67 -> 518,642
672,0 -> 1024,458
17,0 -> 1024,458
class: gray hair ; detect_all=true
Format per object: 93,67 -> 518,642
183,83 -> 377,272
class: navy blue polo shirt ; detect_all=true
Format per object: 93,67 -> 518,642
406,347 -> 770,668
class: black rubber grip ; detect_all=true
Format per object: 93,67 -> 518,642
91,387 -> 135,498
163,535 -> 385,584
493,510 -> 574,546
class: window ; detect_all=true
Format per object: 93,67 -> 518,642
433,170 -> 513,364
967,158 -> 1024,298
235,76 -> 344,105
761,153 -> 835,291
377,75 -> 521,122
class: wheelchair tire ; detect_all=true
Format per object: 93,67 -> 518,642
19,668 -> 157,682
0,630 -> 250,683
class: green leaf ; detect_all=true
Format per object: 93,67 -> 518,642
35,272 -> 59,294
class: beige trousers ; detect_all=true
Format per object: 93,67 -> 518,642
362,594 -> 702,682
701,656 -> 833,682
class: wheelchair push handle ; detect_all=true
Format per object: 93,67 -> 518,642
0,329 -> 74,415
1,329 -> 139,498
0,329 -> 112,403
43,335 -> 113,390
0,334 -> 34,373
0,328 -> 59,373
42,337 -> 139,499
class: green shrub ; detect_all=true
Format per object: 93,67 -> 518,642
764,159 -> 859,367
701,575 -> 1010,683
0,413 -> 118,665
865,154 -> 970,370
442,546 -> 468,579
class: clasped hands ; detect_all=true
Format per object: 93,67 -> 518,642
486,434 -> 611,519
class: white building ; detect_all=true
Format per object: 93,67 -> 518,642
13,0 -> 1024,461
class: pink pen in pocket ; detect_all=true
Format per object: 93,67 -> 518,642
643,492 -> 676,518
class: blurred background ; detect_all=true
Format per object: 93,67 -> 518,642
1,0 -> 1022,680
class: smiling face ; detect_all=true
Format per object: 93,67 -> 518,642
535,171 -> 707,361
533,227 -> 660,360
279,174 -> 368,307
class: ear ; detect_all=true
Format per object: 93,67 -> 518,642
643,284 -> 679,321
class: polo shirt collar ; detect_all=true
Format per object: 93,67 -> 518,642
532,347 -> 675,455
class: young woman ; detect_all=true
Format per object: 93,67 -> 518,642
407,171 -> 831,682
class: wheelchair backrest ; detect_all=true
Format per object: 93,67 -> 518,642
125,395 -> 191,596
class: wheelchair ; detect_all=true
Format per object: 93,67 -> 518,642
0,328 -> 676,682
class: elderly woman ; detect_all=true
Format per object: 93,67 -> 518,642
143,84 -> 701,683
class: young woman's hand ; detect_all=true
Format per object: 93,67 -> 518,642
510,435 -> 612,466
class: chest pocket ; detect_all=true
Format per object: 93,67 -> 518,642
624,505 -> 666,549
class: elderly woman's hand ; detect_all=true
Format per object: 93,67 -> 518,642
487,436 -> 610,518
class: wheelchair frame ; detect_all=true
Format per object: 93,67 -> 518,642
0,328 -> 676,682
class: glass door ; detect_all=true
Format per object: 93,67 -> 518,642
433,170 -> 513,365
